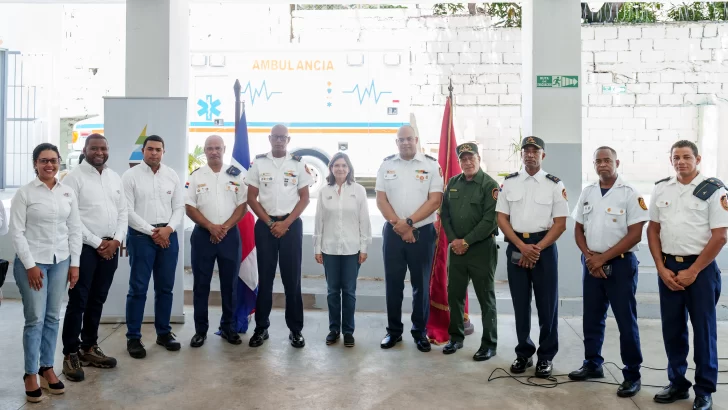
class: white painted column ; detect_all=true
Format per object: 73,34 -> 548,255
521,0 -> 583,298
125,0 -> 189,97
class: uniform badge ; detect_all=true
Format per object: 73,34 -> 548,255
304,165 -> 311,175
638,197 -> 648,211
562,189 -> 567,200
167,191 -> 172,195
185,181 -> 190,189
64,192 -> 70,197
721,195 -> 728,211
491,187 -> 498,200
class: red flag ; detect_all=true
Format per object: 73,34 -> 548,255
427,97 -> 470,344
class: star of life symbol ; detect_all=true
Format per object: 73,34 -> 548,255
197,95 -> 221,120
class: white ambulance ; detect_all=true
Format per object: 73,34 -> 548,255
68,46 -> 410,194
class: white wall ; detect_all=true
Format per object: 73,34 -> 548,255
2,4 -> 728,184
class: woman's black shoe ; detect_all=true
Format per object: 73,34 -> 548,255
39,367 -> 65,395
23,374 -> 43,403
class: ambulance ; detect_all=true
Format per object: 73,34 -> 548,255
68,46 -> 411,194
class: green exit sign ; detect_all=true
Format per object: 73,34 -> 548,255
536,75 -> 579,88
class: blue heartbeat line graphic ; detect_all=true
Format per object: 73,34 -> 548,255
240,80 -> 282,105
343,80 -> 392,105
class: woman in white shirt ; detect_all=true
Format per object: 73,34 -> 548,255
313,152 -> 371,347
10,143 -> 82,402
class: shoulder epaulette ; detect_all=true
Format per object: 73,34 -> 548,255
190,167 -> 200,175
504,172 -> 519,180
226,165 -> 241,177
424,154 -> 437,161
655,176 -> 671,185
694,178 -> 725,201
545,174 -> 561,184
255,153 -> 267,159
291,155 -> 301,162
383,154 -> 396,161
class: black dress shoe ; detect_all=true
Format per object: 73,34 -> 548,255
653,385 -> 690,403
510,357 -> 533,374
127,339 -> 146,359
344,333 -> 355,347
692,395 -> 712,410
473,347 -> 496,362
190,333 -> 206,348
249,329 -> 269,347
617,380 -> 641,398
380,334 -> 402,349
535,360 -> 553,378
289,331 -> 305,348
568,366 -> 604,381
156,332 -> 181,351
219,330 -> 242,345
326,331 -> 340,345
415,338 -> 431,352
442,340 -> 463,355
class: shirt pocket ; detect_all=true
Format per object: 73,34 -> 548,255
604,206 -> 627,224
654,199 -> 671,222
533,192 -> 553,219
686,198 -> 709,223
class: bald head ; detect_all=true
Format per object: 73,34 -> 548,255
395,125 -> 418,160
269,124 -> 290,157
204,134 -> 224,148
397,125 -> 416,138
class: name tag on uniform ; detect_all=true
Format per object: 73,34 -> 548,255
384,170 -> 397,180
583,204 -> 592,213
260,173 -> 274,183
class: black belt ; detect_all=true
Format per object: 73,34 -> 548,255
151,223 -> 168,228
269,214 -> 290,221
663,254 -> 699,264
505,231 -> 548,243
101,237 -> 114,241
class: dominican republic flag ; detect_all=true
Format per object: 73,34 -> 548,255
229,108 -> 258,333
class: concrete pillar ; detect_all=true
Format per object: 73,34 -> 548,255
521,0 -> 582,297
125,0 -> 189,97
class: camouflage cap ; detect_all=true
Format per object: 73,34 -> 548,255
521,136 -> 545,151
457,142 -> 479,158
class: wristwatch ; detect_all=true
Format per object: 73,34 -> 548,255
462,239 -> 469,248
266,219 -> 275,227
406,218 -> 413,227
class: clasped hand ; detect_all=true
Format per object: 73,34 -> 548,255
208,224 -> 229,244
451,239 -> 468,255
152,226 -> 173,248
97,239 -> 121,260
270,220 -> 290,238
584,250 -> 607,279
391,219 -> 415,243
659,266 -> 697,291
517,243 -> 541,269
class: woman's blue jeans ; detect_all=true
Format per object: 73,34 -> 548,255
322,253 -> 360,335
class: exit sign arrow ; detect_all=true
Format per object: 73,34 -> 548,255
536,75 -> 579,88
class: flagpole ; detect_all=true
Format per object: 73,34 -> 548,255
234,79 -> 242,135
446,78 -> 454,179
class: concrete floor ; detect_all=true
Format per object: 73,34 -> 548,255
0,300 -> 727,410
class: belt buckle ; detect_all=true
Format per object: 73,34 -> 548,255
675,256 -> 684,263
522,232 -> 530,239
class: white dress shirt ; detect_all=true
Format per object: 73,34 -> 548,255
496,169 -> 570,233
244,152 -> 313,216
314,182 -> 372,255
374,152 -> 444,228
121,162 -> 184,236
0,199 -> 7,236
10,178 -> 83,269
63,161 -> 128,248
186,164 -> 247,225
573,175 -> 649,254
650,173 -> 728,256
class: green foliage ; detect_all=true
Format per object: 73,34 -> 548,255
667,2 -> 728,21
188,145 -> 206,175
482,3 -> 521,27
433,3 -> 465,15
616,2 -> 661,23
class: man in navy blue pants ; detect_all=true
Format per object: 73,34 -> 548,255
245,124 -> 312,348
647,140 -> 728,410
568,146 -> 648,398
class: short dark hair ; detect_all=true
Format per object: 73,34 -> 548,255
142,135 -> 165,150
326,152 -> 355,185
32,143 -> 61,175
594,146 -> 617,157
671,140 -> 698,157
84,133 -> 107,148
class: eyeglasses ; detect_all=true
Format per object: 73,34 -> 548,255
270,135 -> 288,141
38,158 -> 59,165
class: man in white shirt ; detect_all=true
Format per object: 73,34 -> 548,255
647,140 -> 728,410
245,124 -> 312,349
496,136 -> 569,378
568,147 -> 648,398
375,125 -> 444,352
186,135 -> 247,348
121,135 -> 185,359
60,134 -> 127,381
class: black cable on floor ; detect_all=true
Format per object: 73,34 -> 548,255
487,358 -> 728,388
